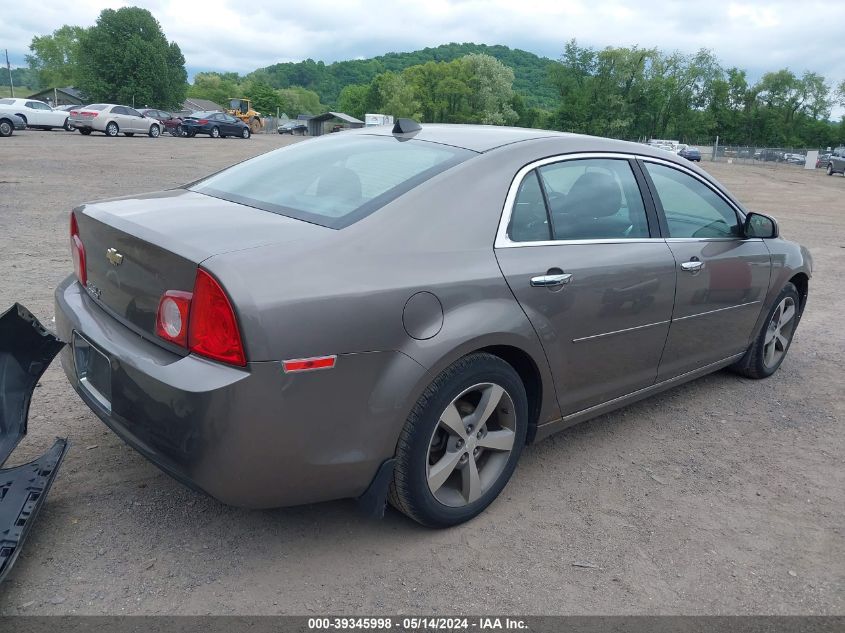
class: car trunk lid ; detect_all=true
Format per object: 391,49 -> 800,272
74,188 -> 330,348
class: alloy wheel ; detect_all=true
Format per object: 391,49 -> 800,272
426,382 -> 516,507
763,296 -> 797,369
0,121 -> 11,137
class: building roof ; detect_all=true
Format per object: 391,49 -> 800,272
309,111 -> 364,124
27,86 -> 83,101
182,98 -> 223,112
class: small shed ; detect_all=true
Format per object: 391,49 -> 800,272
307,112 -> 364,137
182,98 -> 224,113
27,87 -> 83,106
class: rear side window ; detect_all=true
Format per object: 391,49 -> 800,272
192,135 -> 474,229
508,158 -> 650,242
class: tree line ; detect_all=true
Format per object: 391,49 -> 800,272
16,8 -> 845,147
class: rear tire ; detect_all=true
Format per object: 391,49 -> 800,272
249,117 -> 261,133
388,352 -> 528,528
79,128 -> 92,135
172,124 -> 183,137
63,118 -> 74,131
731,283 -> 801,379
105,121 -> 119,137
827,164 -> 834,176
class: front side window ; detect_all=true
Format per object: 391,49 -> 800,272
191,135 -> 473,229
126,108 -> 142,117
644,162 -> 740,238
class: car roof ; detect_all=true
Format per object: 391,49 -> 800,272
350,124 -> 687,158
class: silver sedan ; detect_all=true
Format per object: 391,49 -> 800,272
69,103 -> 162,137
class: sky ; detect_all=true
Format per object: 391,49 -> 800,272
2,0 -> 843,116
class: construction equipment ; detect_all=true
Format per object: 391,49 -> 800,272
226,98 -> 263,134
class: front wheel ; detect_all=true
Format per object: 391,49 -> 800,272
149,124 -> 160,138
210,126 -> 220,138
105,121 -> 119,137
827,164 -> 834,176
171,124 -> 183,137
732,283 -> 801,379
241,127 -> 250,139
389,352 -> 528,527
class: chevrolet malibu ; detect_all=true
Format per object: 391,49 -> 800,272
55,121 -> 812,527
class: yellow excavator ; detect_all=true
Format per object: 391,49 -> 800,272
226,98 -> 263,134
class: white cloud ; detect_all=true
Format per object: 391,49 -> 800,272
1,0 -> 842,114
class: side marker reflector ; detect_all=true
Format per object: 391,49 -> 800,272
282,355 -> 337,373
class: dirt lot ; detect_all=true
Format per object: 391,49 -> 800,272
0,130 -> 842,615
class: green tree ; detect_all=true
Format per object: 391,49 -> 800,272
337,84 -> 371,119
77,7 -> 187,109
188,72 -> 242,106
26,25 -> 86,87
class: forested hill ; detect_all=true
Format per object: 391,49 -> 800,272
247,43 -> 558,108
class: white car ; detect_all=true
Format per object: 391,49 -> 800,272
0,98 -> 73,130
68,103 -> 162,137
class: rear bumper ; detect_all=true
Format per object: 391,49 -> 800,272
54,275 -> 423,508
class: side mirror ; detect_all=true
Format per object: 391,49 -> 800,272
744,212 -> 779,239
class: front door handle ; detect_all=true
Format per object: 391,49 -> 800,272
530,273 -> 573,287
680,261 -> 704,273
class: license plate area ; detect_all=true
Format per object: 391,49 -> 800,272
72,332 -> 112,413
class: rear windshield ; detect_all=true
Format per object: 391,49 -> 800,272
86,104 -> 108,111
190,135 -> 474,228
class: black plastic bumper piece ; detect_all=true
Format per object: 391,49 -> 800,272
0,303 -> 68,582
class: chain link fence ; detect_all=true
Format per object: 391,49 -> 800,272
696,145 -> 834,170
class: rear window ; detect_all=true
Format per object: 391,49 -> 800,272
190,135 -> 474,228
87,104 -> 108,111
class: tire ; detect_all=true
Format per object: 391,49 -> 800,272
731,283 -> 801,379
171,124 -> 183,137
187,130 -> 196,138
0,119 -> 12,137
249,117 -> 261,133
64,118 -> 74,131
241,127 -> 250,139
210,126 -> 220,138
827,164 -> 834,176
149,124 -> 160,138
388,352 -> 528,527
79,128 -> 92,135
105,121 -> 119,137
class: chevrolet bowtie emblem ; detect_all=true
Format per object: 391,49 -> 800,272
106,247 -> 124,266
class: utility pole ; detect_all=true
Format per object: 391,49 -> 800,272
4,49 -> 14,98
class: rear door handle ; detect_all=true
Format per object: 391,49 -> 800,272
530,273 -> 573,287
680,261 -> 704,272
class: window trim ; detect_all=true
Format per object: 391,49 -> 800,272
496,152 -> 664,248
495,152 -> 750,248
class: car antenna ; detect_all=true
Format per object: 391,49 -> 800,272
392,118 -> 422,134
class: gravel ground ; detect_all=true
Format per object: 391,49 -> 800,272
0,130 -> 842,615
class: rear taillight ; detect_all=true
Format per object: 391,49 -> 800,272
155,269 -> 246,366
155,291 -> 192,347
70,211 -> 87,286
197,119 -> 208,125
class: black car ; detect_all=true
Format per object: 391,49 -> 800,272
277,120 -> 307,135
182,111 -> 251,139
679,146 -> 701,162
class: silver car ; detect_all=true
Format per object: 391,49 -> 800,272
54,121 -> 812,527
69,103 -> 162,137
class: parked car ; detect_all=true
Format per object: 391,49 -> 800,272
277,120 -> 307,135
816,153 -> 831,168
826,148 -> 845,176
69,104 -> 162,137
55,122 -> 812,527
0,97 -> 73,130
181,111 -> 251,138
138,108 -> 184,136
784,153 -> 806,166
0,112 -> 26,137
756,149 -> 783,162
679,146 -> 701,162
